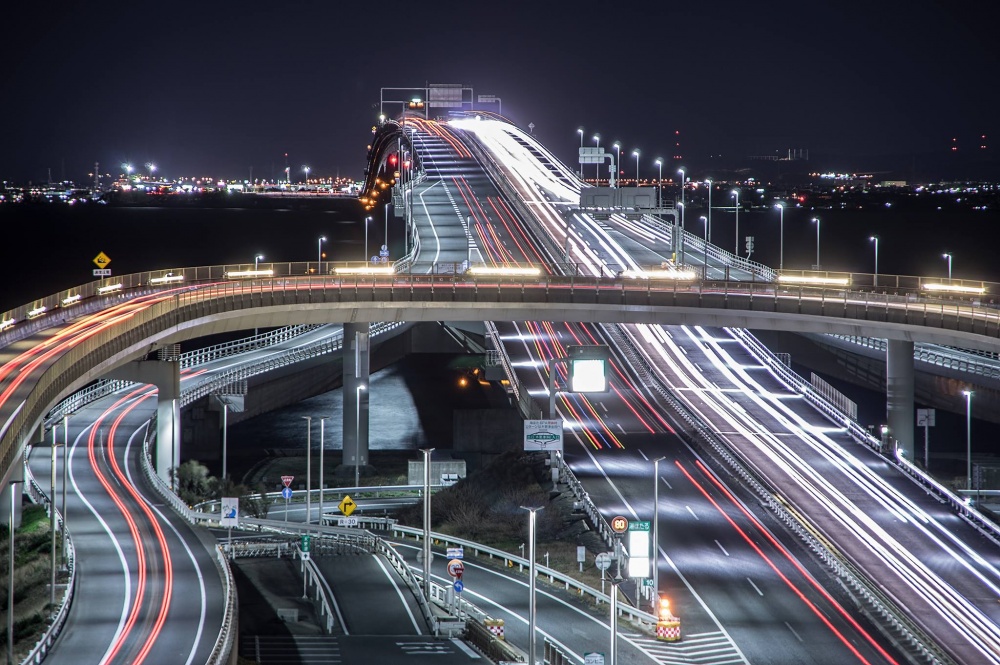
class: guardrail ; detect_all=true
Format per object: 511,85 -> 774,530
293,548 -> 338,633
828,334 -> 1000,381
375,538 -> 436,632
20,455 -> 76,665
485,321 -> 541,420
390,524 -> 657,628
205,545 -> 237,665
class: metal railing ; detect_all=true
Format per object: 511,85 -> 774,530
642,214 -> 777,282
20,456 -> 76,665
828,334 -> 1000,381
390,524 -> 657,628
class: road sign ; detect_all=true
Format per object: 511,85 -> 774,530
446,546 -> 464,559
629,520 -> 651,531
595,552 -> 613,571
453,579 -> 464,593
281,475 -> 294,488
301,534 -> 311,552
220,497 -> 239,528
577,546 -> 587,563
447,559 -> 465,578
338,495 -> 357,517
610,515 -> 629,534
524,419 -> 564,452
92,268 -> 112,277
917,409 -> 936,427
281,487 -> 293,500
92,251 -> 111,269
337,517 -> 359,527
584,653 -> 606,665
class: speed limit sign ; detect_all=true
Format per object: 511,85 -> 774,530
611,515 -> 629,534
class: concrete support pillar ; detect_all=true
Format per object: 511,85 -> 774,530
109,359 -> 180,485
886,339 -> 915,453
342,323 -> 370,477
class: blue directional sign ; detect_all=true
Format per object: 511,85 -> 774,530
281,487 -> 293,500
453,579 -> 464,593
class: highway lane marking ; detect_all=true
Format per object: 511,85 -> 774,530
715,540 -> 729,557
599,402 -> 608,412
638,449 -> 648,461
68,421 -> 133,665
659,475 -> 672,490
418,180 -> 443,267
616,423 -> 626,435
686,505 -> 699,520
784,621 -> 804,643
372,554 -> 424,635
747,578 -> 764,596
125,421 -> 207,665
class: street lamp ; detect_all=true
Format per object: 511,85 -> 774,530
652,456 -> 666,610
355,383 -> 366,489
654,158 -> 663,208
365,216 -> 372,263
302,416 -> 312,523
700,215 -> 709,277
303,166 -> 310,184
317,236 -> 326,273
870,235 -> 879,285
145,162 -> 156,178
812,217 -> 821,269
963,390 -> 973,491
8,479 -> 23,665
593,134 -> 601,182
254,254 -> 263,270
774,203 -> 785,270
384,204 -> 390,258
612,142 -> 621,187
577,127 -> 584,148
705,179 -> 713,245
677,168 -> 685,208
521,505 -> 543,665
420,447 -> 435,601
318,416 -> 329,524
943,252 -> 953,280
732,189 -> 741,255
632,149 -> 640,186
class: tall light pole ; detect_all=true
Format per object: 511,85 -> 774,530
963,390 -> 973,491
8,479 -> 22,665
420,447 -> 435,601
632,149 -> 640,186
365,216 -> 372,264
812,217 -> 821,269
705,180 -> 713,245
61,415 -> 69,568
522,505 -> 543,665
50,428 -> 58,607
654,159 -> 663,208
302,416 -> 312,523
254,254 -> 263,270
384,204 -> 390,257
652,456 -> 666,610
870,235 -> 879,285
317,236 -> 326,274
732,188 -> 740,255
611,141 -> 622,187
700,215 -> 709,276
774,203 -> 785,270
318,416 -> 329,524
943,252 -> 953,279
593,134 -> 601,182
577,128 -> 584,176
303,166 -> 310,184
355,384 -> 366,489
677,168 -> 685,209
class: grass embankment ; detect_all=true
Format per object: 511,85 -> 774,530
0,504 -> 66,659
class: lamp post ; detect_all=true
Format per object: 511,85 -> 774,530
8,479 -> 22,665
612,143 -> 621,188
421,447 -> 435,601
705,180 -> 713,245
963,390 -> 973,491
318,417 -> 329,524
221,400 -> 229,480
521,505 -> 543,665
61,415 -> 69,568
254,254 -> 263,270
774,203 -> 785,270
50,428 -> 58,607
303,166 -> 310,184
943,252 -> 953,280
652,456 -> 666,610
732,188 -> 740,255
700,215 -> 709,277
593,134 -> 601,182
355,384 -> 366,489
677,168 -> 685,209
632,149 -> 640,186
302,416 -> 312,523
365,216 -> 372,264
870,235 -> 879,286
317,236 -> 326,274
812,217 -> 821,269
654,159 -> 663,208
385,204 -> 390,257
577,128 -> 584,176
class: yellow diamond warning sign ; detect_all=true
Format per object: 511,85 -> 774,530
338,495 -> 357,517
93,252 -> 111,268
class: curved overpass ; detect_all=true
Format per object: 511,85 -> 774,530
2,264 -> 999,482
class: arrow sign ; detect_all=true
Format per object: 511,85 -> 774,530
453,579 -> 464,593
338,495 -> 357,517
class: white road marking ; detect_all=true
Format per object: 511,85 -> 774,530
686,505 -> 699,520
373,554 -> 423,634
715,540 -> 729,557
747,577 -> 764,597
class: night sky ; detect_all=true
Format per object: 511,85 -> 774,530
2,0 -> 998,182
